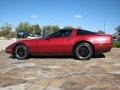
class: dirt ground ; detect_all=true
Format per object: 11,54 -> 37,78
0,48 -> 120,90
0,40 -> 15,51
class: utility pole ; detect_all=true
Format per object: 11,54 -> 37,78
33,25 -> 35,35
104,18 -> 106,33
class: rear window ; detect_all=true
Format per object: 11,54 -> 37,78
77,29 -> 96,35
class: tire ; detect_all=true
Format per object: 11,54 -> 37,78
14,44 -> 29,60
73,42 -> 93,60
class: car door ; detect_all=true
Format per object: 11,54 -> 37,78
37,29 -> 73,54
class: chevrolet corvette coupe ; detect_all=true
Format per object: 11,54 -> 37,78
6,29 -> 112,60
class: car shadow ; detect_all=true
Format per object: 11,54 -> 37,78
92,53 -> 105,58
31,55 -> 73,59
31,53 -> 105,59
9,53 -> 105,60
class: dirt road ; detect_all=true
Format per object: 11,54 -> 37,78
0,48 -> 120,90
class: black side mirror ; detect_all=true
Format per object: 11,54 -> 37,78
45,36 -> 50,40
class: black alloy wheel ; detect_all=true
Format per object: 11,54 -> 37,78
14,44 -> 29,60
74,43 -> 93,60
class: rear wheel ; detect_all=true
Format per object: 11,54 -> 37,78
14,44 -> 29,60
74,42 -> 93,60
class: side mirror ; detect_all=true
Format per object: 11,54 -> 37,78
45,36 -> 50,40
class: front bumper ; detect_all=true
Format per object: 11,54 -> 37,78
5,47 -> 12,54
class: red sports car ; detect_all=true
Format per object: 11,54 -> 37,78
6,29 -> 112,60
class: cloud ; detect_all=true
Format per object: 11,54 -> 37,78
74,15 -> 82,18
30,15 -> 38,18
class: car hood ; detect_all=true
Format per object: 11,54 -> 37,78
17,38 -> 44,42
7,37 -> 49,50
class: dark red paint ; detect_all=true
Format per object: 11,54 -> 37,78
6,29 -> 112,56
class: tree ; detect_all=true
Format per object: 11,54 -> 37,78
0,23 -> 15,39
0,23 -> 11,36
52,25 -> 60,33
33,24 -> 41,35
43,25 -> 60,36
113,25 -> 120,41
63,26 -> 74,29
115,25 -> 120,36
16,22 -> 41,36
6,32 -> 16,39
16,22 -> 32,34
97,30 -> 105,34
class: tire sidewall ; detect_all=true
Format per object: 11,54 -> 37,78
14,45 -> 29,60
74,43 -> 93,60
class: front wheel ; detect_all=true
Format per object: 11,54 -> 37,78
73,43 -> 93,60
14,44 -> 29,60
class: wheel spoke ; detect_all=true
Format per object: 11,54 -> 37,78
78,46 -> 89,57
16,47 -> 26,58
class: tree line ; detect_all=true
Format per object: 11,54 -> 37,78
0,22 -> 61,39
0,22 -> 75,39
0,22 -> 120,39
0,23 -> 15,39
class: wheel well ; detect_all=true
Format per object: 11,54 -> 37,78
73,41 -> 95,54
13,43 -> 29,54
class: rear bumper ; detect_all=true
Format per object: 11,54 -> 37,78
94,43 -> 112,53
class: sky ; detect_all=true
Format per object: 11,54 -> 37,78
0,0 -> 120,34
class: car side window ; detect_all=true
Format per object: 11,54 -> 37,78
49,30 -> 72,38
77,29 -> 96,35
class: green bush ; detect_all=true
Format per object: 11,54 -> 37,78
113,42 -> 120,48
